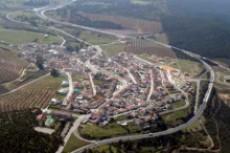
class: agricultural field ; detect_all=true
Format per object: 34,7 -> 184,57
49,5 -> 163,36
101,43 -> 126,57
0,26 -> 62,45
79,12 -> 162,34
129,39 -> 176,57
102,39 -> 177,57
0,75 -> 62,112
2,70 -> 47,91
79,31 -> 116,45
0,48 -> 27,84
60,25 -> 116,45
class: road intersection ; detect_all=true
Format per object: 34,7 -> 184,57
33,1 -> 216,153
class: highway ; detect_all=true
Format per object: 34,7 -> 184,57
6,13 -> 30,25
70,15 -> 215,153
33,1 -> 216,152
33,0 -> 125,39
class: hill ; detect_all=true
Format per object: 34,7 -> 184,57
50,0 -> 230,62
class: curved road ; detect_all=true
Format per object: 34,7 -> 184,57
33,1 -> 215,153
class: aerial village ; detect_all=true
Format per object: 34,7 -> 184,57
20,41 -> 195,135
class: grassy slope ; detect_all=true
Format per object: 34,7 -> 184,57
79,31 -> 115,45
0,27 -> 61,44
0,76 -> 62,112
101,43 -> 126,57
80,122 -> 140,139
0,48 -> 27,84
171,59 -> 204,77
0,47 -> 26,65
63,134 -> 88,153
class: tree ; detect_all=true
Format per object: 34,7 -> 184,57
36,55 -> 44,70
66,45 -> 74,52
51,69 -> 59,77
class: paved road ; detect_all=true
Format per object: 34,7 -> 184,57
6,13 -> 30,25
88,72 -> 96,96
121,65 -> 137,84
70,18 -> 215,153
72,115 -> 97,143
34,0 -> 125,39
33,1 -> 216,152
61,71 -> 73,106
146,69 -> 154,101
49,26 -> 91,46
56,115 -> 90,153
6,12 -> 68,48
59,35 -> 66,48
72,72 -> 214,152
133,55 -> 154,66
114,61 -> 137,84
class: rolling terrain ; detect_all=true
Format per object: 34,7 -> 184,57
50,0 -> 230,62
0,0 -> 229,153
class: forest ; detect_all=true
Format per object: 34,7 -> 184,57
54,0 -> 230,61
0,110 -> 62,153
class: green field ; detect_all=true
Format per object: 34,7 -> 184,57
130,0 -> 152,5
79,31 -> 116,45
170,100 -> 186,109
57,25 -> 116,45
80,122 -> 140,139
0,75 -> 63,112
0,48 -> 27,85
184,117 -> 205,132
162,108 -> 191,126
63,134 -> 88,153
91,145 -> 122,153
0,47 -> 27,65
0,27 -> 62,44
2,70 -> 47,91
171,59 -> 204,77
101,43 -> 126,57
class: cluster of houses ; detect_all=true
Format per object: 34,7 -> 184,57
20,42 -> 195,128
